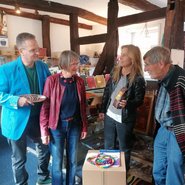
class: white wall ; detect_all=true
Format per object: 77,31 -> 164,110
1,14 -> 165,58
80,24 -> 106,57
50,23 -> 70,57
2,14 -> 107,57
5,15 -> 42,49
119,19 -> 165,46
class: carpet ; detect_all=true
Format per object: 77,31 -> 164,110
0,130 -> 84,185
0,132 -> 44,185
127,175 -> 153,185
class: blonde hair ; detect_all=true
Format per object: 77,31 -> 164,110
112,44 -> 144,86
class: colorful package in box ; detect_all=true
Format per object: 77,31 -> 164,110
83,150 -> 126,185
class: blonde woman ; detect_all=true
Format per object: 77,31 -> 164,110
99,44 -> 146,171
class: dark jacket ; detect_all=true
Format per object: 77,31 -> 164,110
40,73 -> 87,137
100,74 -> 146,123
156,65 -> 185,157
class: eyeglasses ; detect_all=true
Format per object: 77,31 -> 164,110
22,48 -> 39,54
70,62 -> 80,66
144,61 -> 157,67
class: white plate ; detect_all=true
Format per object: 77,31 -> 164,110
20,94 -> 46,103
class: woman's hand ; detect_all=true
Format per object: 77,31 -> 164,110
81,131 -> 87,139
119,99 -> 127,108
98,113 -> 105,121
41,135 -> 50,145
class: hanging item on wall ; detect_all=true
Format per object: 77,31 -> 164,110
0,37 -> 8,47
0,10 -> 8,47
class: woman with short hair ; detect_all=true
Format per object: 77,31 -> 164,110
40,50 -> 87,185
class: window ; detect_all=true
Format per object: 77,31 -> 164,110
131,24 -> 160,79
119,23 -> 162,79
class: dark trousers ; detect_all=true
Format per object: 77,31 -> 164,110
104,114 -> 135,171
8,116 -> 50,185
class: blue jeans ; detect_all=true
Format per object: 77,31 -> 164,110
50,119 -> 81,185
153,126 -> 185,185
8,116 -> 50,185
104,115 -> 135,171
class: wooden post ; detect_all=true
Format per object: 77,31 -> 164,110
42,15 -> 51,56
93,0 -> 119,75
70,13 -> 80,54
163,0 -> 184,50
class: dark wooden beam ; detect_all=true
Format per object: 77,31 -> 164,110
118,0 -> 160,11
78,8 -> 167,46
78,34 -> 107,45
0,7 -> 42,20
49,17 -> 92,30
42,15 -> 51,56
94,0 -> 119,75
163,0 -> 184,50
0,0 -> 107,25
77,10 -> 107,25
70,13 -> 80,54
117,7 -> 166,27
0,7 -> 92,30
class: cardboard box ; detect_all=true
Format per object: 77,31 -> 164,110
82,150 -> 126,185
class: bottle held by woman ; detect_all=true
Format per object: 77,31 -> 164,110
113,87 -> 127,109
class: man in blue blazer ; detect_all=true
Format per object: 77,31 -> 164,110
0,32 -> 51,185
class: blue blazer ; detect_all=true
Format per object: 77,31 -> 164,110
0,56 -> 51,140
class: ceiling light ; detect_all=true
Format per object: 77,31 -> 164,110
35,10 -> 39,15
142,23 -> 150,38
15,5 -> 21,14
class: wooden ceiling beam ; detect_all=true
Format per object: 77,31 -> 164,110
0,0 -> 107,25
0,7 -> 42,21
117,7 -> 166,27
0,7 -> 92,30
78,7 -> 167,46
118,0 -> 160,11
163,0 -> 184,49
78,34 -> 107,45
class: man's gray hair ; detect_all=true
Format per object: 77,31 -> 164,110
16,32 -> 36,49
143,46 -> 172,64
